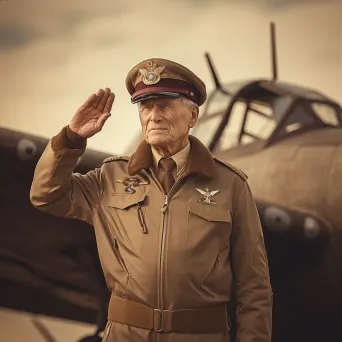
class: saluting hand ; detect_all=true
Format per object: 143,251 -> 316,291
69,88 -> 115,138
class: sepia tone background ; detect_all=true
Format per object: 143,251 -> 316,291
0,0 -> 341,341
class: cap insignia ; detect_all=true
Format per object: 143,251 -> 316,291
139,61 -> 166,85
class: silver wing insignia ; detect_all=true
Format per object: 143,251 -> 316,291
195,188 -> 207,195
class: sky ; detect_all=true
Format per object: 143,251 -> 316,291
0,0 -> 341,156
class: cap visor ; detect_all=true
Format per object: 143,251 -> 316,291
131,92 -> 183,104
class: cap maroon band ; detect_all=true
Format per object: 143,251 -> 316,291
132,78 -> 200,105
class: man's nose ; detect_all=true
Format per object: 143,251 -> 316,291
150,106 -> 163,122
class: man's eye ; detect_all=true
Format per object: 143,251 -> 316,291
160,104 -> 170,110
141,105 -> 152,111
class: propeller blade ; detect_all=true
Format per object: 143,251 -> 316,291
270,21 -> 278,81
204,52 -> 222,89
31,318 -> 58,342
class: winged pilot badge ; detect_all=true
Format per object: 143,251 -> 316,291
139,61 -> 166,85
195,188 -> 220,205
116,178 -> 149,194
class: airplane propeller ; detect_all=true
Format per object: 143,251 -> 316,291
270,21 -> 278,81
31,318 -> 58,342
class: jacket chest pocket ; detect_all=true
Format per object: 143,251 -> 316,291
186,201 -> 232,285
107,191 -> 148,253
186,201 -> 232,253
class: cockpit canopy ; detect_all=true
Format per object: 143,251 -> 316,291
192,80 -> 342,152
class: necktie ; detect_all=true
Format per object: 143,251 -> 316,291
159,158 -> 176,194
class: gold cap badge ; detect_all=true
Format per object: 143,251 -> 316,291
139,61 -> 166,85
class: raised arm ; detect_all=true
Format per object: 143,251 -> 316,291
30,88 -> 115,225
231,181 -> 273,342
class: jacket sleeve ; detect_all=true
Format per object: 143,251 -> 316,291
231,181 -> 273,342
30,126 -> 103,225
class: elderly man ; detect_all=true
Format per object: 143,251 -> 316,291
30,58 -> 272,342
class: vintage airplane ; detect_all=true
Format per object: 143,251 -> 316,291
1,22 -> 341,342
190,22 -> 342,342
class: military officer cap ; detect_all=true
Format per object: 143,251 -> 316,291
125,58 -> 207,106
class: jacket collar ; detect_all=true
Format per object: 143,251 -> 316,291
127,135 -> 216,179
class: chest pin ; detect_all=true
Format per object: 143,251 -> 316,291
196,188 -> 220,205
116,178 -> 148,194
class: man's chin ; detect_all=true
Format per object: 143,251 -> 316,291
146,134 -> 171,146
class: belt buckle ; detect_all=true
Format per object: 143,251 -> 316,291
153,309 -> 172,333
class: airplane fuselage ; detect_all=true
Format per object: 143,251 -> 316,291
217,127 -> 342,233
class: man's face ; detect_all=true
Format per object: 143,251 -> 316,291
138,97 -> 198,147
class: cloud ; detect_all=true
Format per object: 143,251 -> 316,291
93,34 -> 125,48
0,4 -> 126,51
58,8 -> 123,32
178,0 -> 340,10
242,0 -> 340,9
265,0 -> 339,7
0,25 -> 42,50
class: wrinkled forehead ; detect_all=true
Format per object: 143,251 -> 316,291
139,96 -> 183,107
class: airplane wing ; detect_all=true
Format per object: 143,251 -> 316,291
0,127 -> 112,327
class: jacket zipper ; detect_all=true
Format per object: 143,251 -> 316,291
158,173 -> 190,315
113,238 -> 129,274
113,238 -> 130,297
203,255 -> 220,284
159,194 -> 169,314
137,202 -> 148,234
142,169 -> 165,314
143,169 -> 191,324
102,218 -> 128,275
102,214 -> 130,296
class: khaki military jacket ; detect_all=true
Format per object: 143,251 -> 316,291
30,127 -> 272,342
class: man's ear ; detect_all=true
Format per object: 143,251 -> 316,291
189,105 -> 199,128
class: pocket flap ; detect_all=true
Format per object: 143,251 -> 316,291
108,191 -> 147,209
189,201 -> 231,222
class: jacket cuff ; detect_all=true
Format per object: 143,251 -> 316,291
66,126 -> 87,148
51,126 -> 86,153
